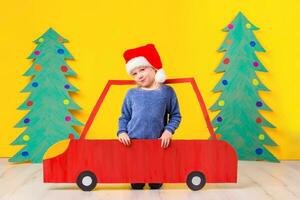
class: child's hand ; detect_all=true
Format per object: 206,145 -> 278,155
160,130 -> 172,148
118,132 -> 131,146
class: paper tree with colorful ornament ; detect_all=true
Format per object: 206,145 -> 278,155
210,12 -> 278,162
9,28 -> 83,163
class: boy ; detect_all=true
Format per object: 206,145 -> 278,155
117,44 -> 182,190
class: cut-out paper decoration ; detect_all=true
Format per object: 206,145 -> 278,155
210,12 -> 278,162
9,28 -> 83,163
43,78 -> 238,191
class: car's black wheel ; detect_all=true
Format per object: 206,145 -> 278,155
186,171 -> 206,191
76,171 -> 97,191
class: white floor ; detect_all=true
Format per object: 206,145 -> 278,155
0,159 -> 299,200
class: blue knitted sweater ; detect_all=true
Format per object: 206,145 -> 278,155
117,84 -> 181,139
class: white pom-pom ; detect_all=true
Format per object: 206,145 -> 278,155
155,68 -> 166,83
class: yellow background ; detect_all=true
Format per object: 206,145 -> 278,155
0,0 -> 299,160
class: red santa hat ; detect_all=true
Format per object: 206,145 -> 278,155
123,44 -> 166,83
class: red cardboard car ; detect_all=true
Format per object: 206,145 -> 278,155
43,78 -> 238,191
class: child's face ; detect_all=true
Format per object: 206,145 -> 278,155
130,66 -> 157,87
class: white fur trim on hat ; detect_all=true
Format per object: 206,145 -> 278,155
126,56 -> 152,74
155,68 -> 166,83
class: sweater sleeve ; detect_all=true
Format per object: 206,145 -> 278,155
164,88 -> 182,134
117,91 -> 132,136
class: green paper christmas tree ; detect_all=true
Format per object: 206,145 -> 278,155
210,12 -> 279,162
10,28 -> 83,163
